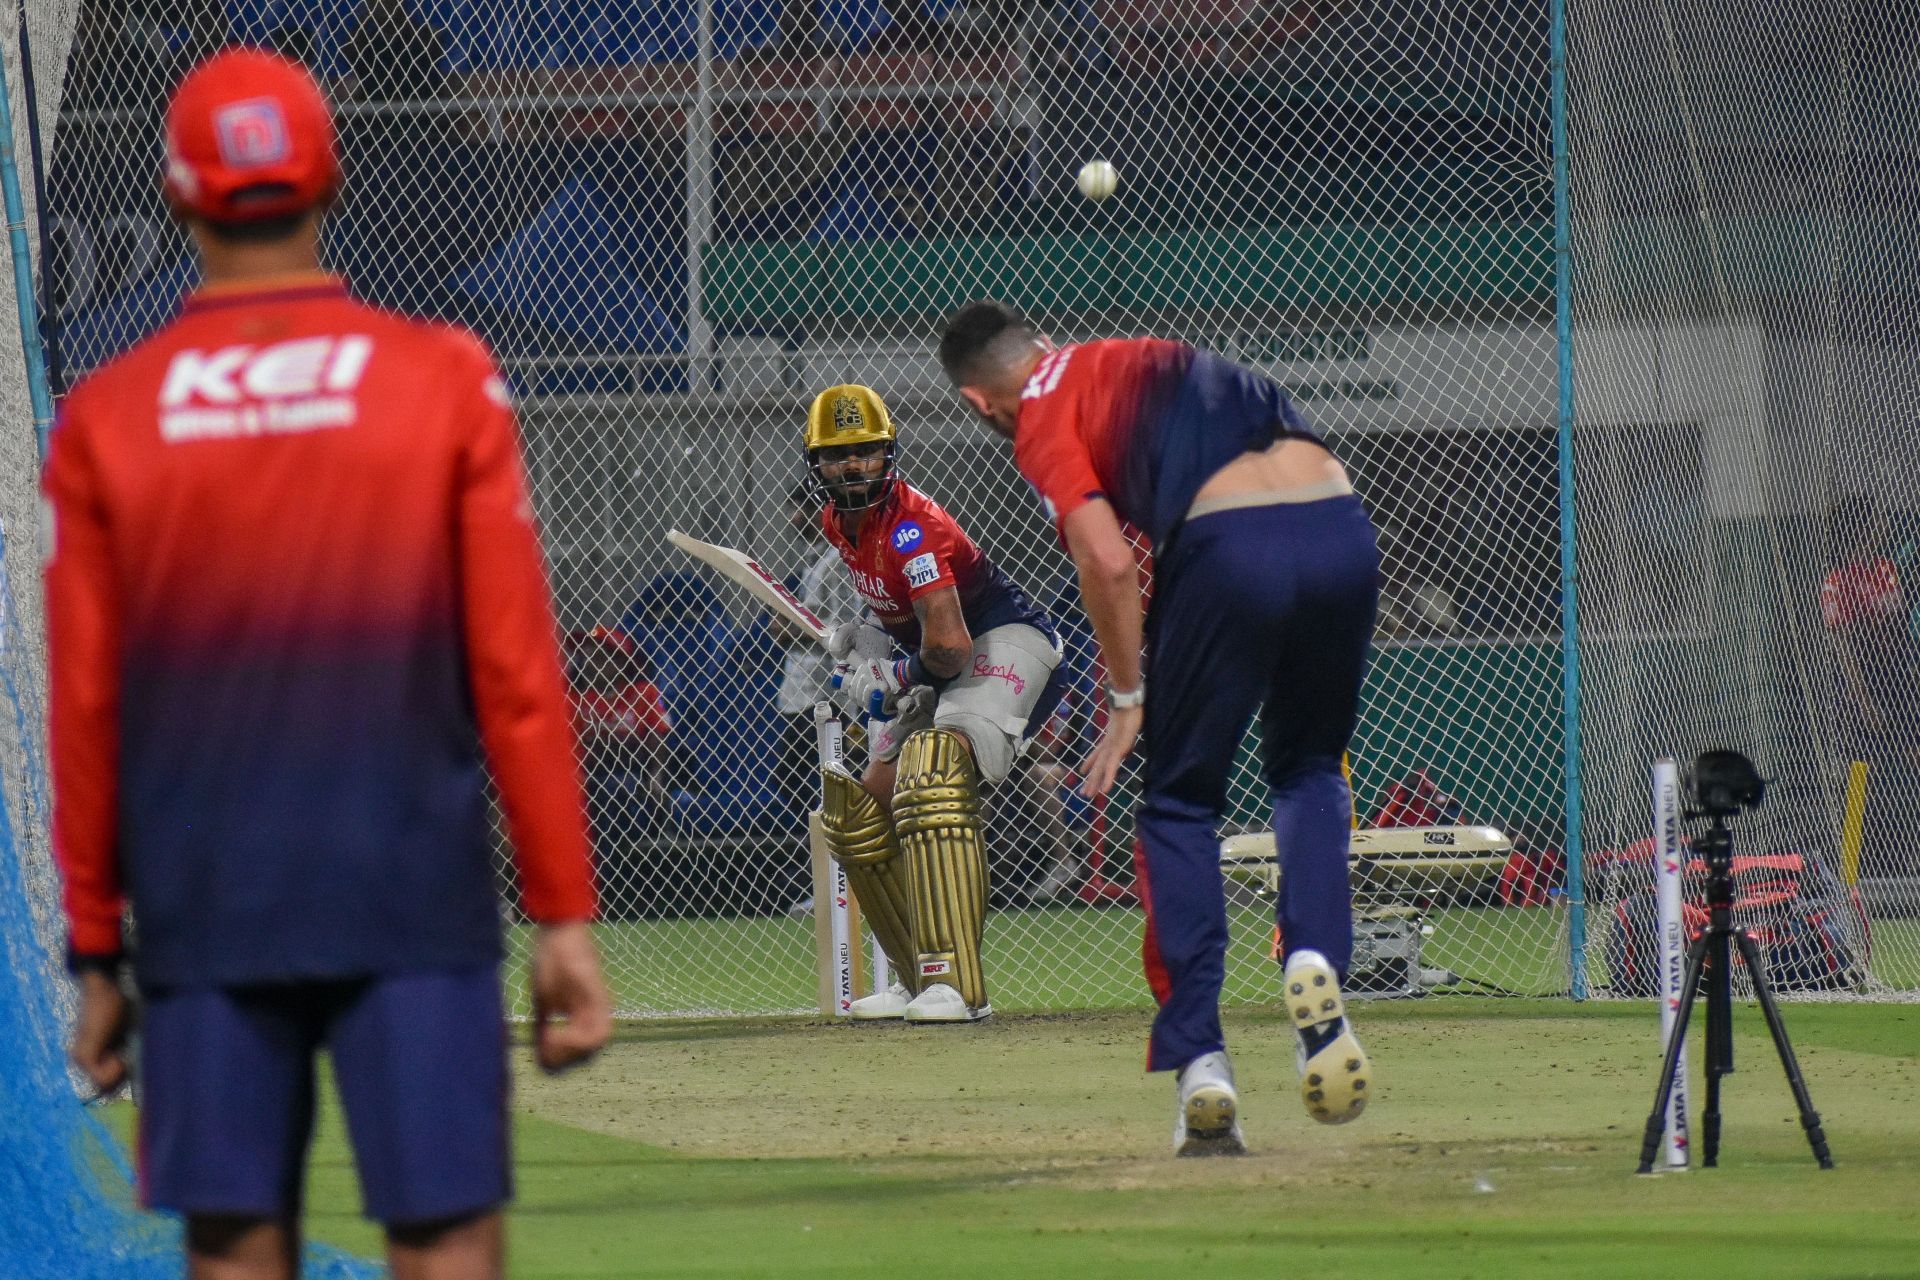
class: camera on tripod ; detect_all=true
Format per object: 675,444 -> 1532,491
1636,746 -> 1832,1173
1684,748 -> 1766,821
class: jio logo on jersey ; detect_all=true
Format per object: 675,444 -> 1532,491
892,522 -> 924,553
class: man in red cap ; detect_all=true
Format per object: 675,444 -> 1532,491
45,48 -> 612,1279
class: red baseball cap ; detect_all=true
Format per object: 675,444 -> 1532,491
162,48 -> 340,223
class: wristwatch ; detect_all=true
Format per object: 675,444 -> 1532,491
1106,681 -> 1145,710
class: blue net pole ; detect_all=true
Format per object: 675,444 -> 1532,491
0,31 -> 51,457
1550,0 -> 1589,1000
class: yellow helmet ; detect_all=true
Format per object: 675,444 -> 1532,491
805,384 -> 896,452
806,384 -> 897,512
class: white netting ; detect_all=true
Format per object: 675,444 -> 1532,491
1568,0 -> 1920,998
40,0 -> 1912,1014
46,0 -> 1569,1015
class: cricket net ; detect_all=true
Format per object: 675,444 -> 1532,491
21,0 -> 1912,1024
1567,0 -> 1920,999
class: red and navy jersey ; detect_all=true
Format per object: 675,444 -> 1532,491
1820,556 -> 1904,631
44,273 -> 594,988
822,482 -> 1053,651
1013,338 -> 1325,548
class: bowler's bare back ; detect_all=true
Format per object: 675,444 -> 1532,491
1196,437 -> 1351,504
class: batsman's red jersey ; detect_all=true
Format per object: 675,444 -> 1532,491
820,481 -> 1051,651
45,274 -> 594,987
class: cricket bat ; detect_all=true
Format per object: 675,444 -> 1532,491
810,703 -> 863,1015
666,529 -> 830,646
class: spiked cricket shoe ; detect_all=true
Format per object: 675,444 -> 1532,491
1285,948 -> 1371,1124
901,983 -> 991,1023
1173,1050 -> 1246,1156
848,982 -> 912,1020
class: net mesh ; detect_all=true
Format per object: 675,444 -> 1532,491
30,0 -> 1916,1020
48,0 -> 1566,1016
1568,0 -> 1920,999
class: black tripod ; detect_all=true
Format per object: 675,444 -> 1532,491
1634,810 -> 1833,1173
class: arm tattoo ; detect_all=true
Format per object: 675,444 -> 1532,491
920,643 -> 970,681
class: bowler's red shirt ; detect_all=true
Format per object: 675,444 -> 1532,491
1013,337 -> 1324,549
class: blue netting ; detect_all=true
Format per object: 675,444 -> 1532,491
0,786 -> 174,1278
0,530 -> 383,1279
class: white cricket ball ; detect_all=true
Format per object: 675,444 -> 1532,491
1076,159 -> 1118,201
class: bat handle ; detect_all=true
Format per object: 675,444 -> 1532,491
812,701 -> 843,771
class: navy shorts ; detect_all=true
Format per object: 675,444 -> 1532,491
137,966 -> 509,1226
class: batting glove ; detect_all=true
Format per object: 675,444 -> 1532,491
824,620 -> 862,660
835,655 -> 911,719
825,621 -> 890,661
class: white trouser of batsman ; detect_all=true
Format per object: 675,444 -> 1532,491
868,623 -> 1063,785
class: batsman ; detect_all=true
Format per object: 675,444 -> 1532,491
807,384 -> 1065,1023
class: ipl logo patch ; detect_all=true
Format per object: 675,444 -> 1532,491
215,99 -> 291,170
903,553 -> 939,589
892,521 -> 924,552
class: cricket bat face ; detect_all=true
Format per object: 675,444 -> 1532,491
666,530 -> 830,646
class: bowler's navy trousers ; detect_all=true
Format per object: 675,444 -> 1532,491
1136,495 -> 1379,1072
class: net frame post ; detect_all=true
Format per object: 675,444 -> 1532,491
1549,0 -> 1590,1000
0,32 -> 52,457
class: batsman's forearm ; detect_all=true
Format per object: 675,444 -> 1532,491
912,587 -> 972,680
918,641 -> 970,681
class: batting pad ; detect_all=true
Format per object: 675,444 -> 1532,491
821,766 -> 918,995
893,729 -> 989,1009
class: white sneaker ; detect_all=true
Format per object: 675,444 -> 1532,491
848,982 -> 912,1020
1285,948 -> 1372,1125
901,983 -> 991,1024
1173,1050 -> 1246,1156
1031,855 -> 1080,903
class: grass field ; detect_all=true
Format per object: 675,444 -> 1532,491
512,909 -> 1920,1016
505,903 -> 1575,1017
118,998 -> 1920,1278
